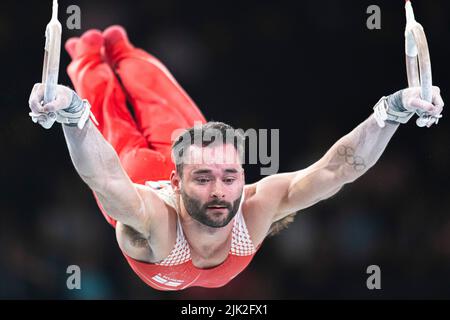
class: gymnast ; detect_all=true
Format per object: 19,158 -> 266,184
28,26 -> 444,291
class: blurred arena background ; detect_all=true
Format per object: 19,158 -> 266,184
0,0 -> 449,299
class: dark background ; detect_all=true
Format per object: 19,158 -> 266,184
0,0 -> 449,299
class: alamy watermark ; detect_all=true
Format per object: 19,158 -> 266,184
366,5 -> 381,30
171,121 -> 280,176
366,265 -> 381,290
66,5 -> 81,30
66,265 -> 81,290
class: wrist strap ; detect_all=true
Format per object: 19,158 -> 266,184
59,98 -> 99,129
373,96 -> 415,128
57,99 -> 93,130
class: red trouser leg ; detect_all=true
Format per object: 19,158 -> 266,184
66,30 -> 173,184
102,26 -> 207,163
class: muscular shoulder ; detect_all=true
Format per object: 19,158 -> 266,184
241,182 -> 278,247
116,183 -> 178,262
242,173 -> 297,245
243,173 -> 294,214
133,183 -> 173,229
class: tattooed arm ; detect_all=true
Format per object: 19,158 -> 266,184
319,114 -> 399,180
253,115 -> 398,223
252,87 -> 444,223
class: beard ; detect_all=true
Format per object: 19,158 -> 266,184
180,188 -> 242,228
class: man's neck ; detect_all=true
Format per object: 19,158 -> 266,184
176,195 -> 234,260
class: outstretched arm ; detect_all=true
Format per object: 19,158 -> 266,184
254,87 -> 444,222
29,84 -> 154,235
63,119 -> 150,231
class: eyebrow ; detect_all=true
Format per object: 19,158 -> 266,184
224,169 -> 240,174
192,168 -> 240,175
192,169 -> 212,175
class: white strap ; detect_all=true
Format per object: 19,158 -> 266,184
30,99 -> 98,130
373,96 -> 415,128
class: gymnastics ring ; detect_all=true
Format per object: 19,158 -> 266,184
404,1 -> 438,127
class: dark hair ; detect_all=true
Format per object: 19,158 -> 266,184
267,212 -> 298,237
171,121 -> 245,176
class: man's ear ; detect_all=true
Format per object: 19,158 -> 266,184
170,170 -> 181,194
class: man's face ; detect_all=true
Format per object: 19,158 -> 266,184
176,143 -> 245,228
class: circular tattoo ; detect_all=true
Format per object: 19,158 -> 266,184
338,146 -> 366,171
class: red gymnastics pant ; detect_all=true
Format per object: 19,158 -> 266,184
65,27 -> 207,227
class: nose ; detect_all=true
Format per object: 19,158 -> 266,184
210,181 -> 225,199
